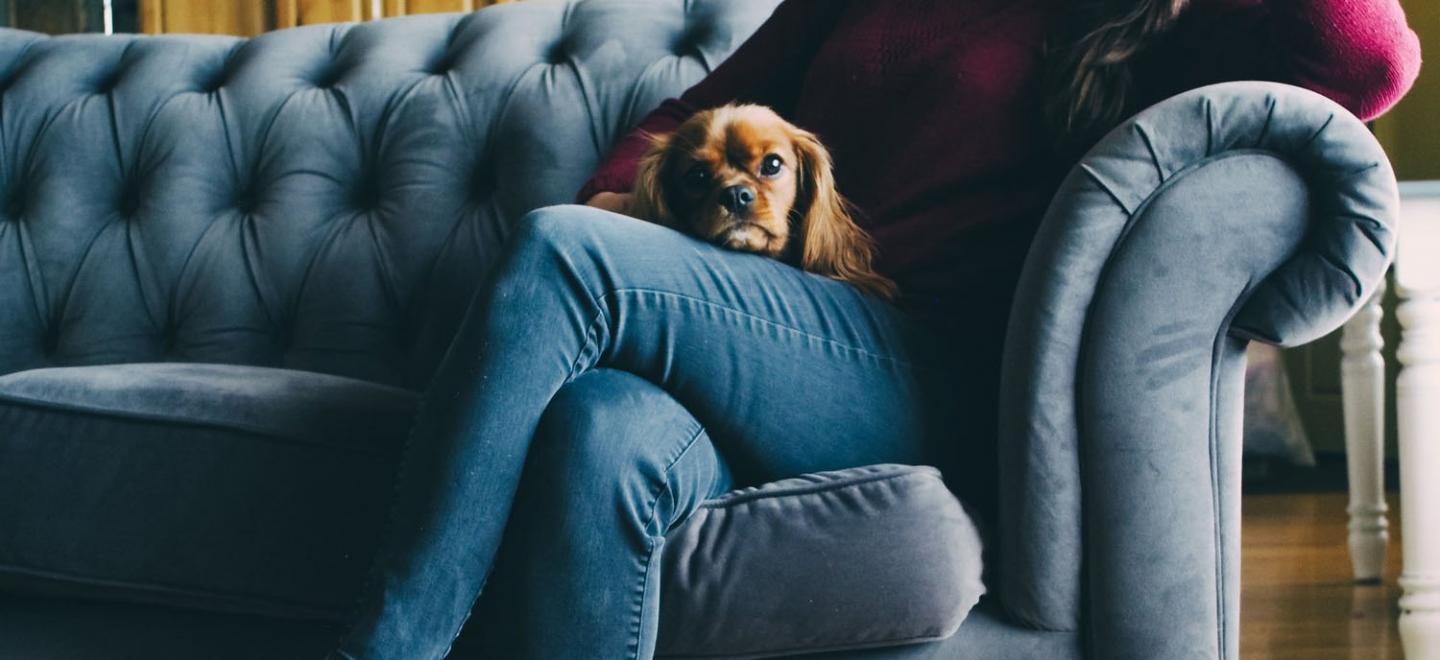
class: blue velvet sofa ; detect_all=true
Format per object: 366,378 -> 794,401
0,0 -> 1398,658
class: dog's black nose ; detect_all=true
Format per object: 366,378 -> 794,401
719,185 -> 756,214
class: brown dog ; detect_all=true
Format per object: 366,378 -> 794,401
630,104 -> 896,300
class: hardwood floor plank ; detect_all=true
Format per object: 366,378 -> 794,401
1242,492 -> 1402,658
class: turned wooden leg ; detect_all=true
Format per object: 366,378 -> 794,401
1398,274 -> 1440,657
1341,283 -> 1389,582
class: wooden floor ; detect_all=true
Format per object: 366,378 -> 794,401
1242,492 -> 1403,659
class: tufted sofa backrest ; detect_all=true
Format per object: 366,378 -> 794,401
0,0 -> 781,387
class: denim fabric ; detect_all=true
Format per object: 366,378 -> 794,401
462,370 -> 733,659
335,205 -> 961,659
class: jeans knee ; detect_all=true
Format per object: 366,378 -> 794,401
514,204 -> 621,253
534,371 -> 701,479
518,204 -> 581,237
529,371 -> 724,534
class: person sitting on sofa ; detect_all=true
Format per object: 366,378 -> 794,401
331,1 -> 1421,658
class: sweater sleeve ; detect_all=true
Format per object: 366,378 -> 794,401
575,0 -> 844,202
1147,0 -> 1422,121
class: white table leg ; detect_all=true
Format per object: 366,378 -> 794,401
1341,283 -> 1388,582
1398,276 -> 1440,656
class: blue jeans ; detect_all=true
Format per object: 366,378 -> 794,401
462,369 -> 734,658
336,205 -> 959,659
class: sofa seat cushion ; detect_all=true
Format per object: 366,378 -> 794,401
657,464 -> 987,659
0,363 -> 418,618
1,364 -> 985,658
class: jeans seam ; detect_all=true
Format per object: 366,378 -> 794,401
568,287 -> 925,377
629,421 -> 708,660
567,303 -> 608,382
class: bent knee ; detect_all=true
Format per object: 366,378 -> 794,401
534,370 -> 703,475
515,204 -> 630,248
517,204 -> 590,237
514,203 -> 682,260
532,371 -> 729,530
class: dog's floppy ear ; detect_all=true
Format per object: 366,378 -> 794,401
630,131 -> 677,227
790,127 -> 897,300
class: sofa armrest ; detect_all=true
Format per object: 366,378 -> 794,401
996,81 -> 1398,658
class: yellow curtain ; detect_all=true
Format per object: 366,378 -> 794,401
139,0 -> 512,36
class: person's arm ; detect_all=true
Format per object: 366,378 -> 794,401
576,100 -> 695,206
1142,0 -> 1422,121
577,0 -> 846,204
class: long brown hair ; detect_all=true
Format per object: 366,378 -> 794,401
1043,0 -> 1189,152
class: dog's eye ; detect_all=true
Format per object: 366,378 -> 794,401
684,164 -> 710,188
759,154 -> 783,178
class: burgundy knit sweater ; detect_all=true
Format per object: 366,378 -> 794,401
577,0 -> 1420,499
580,0 -> 1420,323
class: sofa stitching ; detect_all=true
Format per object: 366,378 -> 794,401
52,210 -> 128,349
656,628 -> 959,660
1133,121 -> 1166,182
696,467 -> 936,509
1087,150 -> 1280,655
14,78 -> 79,327
0,390 -> 404,453
14,207 -> 49,334
1207,284 -> 1254,660
1062,149 -> 1292,646
285,94 -> 365,340
239,83 -> 307,330
0,561 -> 341,621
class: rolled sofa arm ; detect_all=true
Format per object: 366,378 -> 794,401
996,81 -> 1398,659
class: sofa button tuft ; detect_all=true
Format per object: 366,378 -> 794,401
3,192 -> 22,219
234,182 -> 261,214
352,168 -> 385,210
117,188 -> 142,218
471,167 -> 495,201
41,327 -> 59,355
354,186 -> 383,211
675,27 -> 708,57
94,70 -> 122,95
200,68 -> 227,94
545,38 -> 571,65
312,64 -> 342,89
426,51 -> 453,76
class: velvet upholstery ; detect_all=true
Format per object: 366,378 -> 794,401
657,465 -> 985,658
0,0 -> 783,386
0,593 -> 1079,660
998,81 -> 1396,657
0,0 -> 1400,657
0,364 -> 416,618
0,363 -> 987,658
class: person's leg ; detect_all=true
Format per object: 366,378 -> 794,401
458,369 -> 732,660
336,205 -> 956,659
